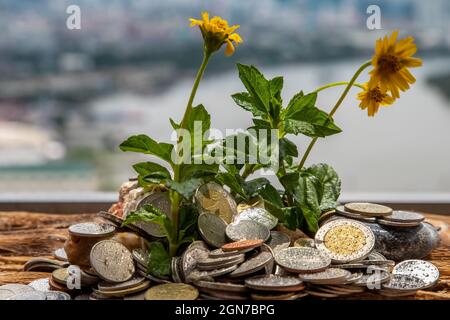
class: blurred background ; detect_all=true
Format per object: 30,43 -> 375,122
0,0 -> 449,209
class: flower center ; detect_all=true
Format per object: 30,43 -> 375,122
368,87 -> 386,103
378,54 -> 402,73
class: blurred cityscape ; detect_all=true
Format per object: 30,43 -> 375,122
0,0 -> 449,195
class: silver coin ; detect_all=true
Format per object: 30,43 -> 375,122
245,275 -> 303,291
382,274 -> 426,291
229,251 -> 273,278
0,289 -> 14,300
0,284 -> 35,295
392,260 -> 440,289
45,291 -> 71,300
186,265 -> 237,282
383,211 -> 425,223
209,248 -> 245,258
69,222 -> 116,238
194,280 -> 248,293
266,231 -> 291,252
124,291 -> 146,300
353,271 -> 391,287
135,192 -> 172,238
53,248 -> 68,262
315,219 -> 375,263
298,268 -> 351,284
198,254 -> 245,267
197,288 -> 248,300
28,278 -> 50,292
333,263 -> 369,269
98,211 -> 124,227
236,207 -> 278,230
377,219 -> 422,227
132,248 -> 149,267
195,182 -> 238,224
9,291 -> 46,300
171,257 -> 183,283
198,213 -> 228,248
274,247 -> 331,273
335,205 -> 377,222
80,270 -> 100,287
225,220 -> 270,242
90,240 -> 135,283
181,241 -> 210,281
137,269 -> 172,284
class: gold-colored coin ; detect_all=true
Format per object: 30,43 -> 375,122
144,283 -> 198,300
323,225 -> 366,255
344,202 -> 392,217
195,183 -> 237,224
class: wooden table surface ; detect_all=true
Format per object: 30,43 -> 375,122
0,211 -> 449,300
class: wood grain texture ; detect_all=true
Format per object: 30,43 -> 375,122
0,211 -> 448,299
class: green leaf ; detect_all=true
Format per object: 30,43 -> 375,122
269,76 -> 283,100
279,138 -> 298,159
178,204 -> 199,244
304,163 -> 341,212
284,106 -> 342,137
236,63 -> 271,114
133,162 -> 171,179
169,118 -> 180,130
215,172 -> 247,199
166,178 -> 208,199
147,242 -> 171,278
283,92 -> 316,119
251,118 -> 272,129
120,135 -> 174,164
259,184 -> 283,208
179,163 -> 218,182
231,92 -> 265,117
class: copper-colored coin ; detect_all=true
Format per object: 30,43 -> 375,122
222,239 -> 263,252
344,202 -> 392,217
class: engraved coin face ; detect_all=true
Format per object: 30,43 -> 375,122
144,283 -> 199,300
274,247 -> 331,273
198,213 -> 228,248
45,291 -> 71,300
382,274 -> 426,291
229,251 -> 273,278
236,207 -> 278,230
135,192 -> 172,237
245,275 -> 303,291
393,260 -> 440,288
51,268 -> 70,286
8,291 -> 46,300
181,241 -> 210,280
315,219 -> 375,263
266,231 -> 291,252
344,202 -> 392,217
225,220 -> 270,242
0,284 -> 35,296
0,289 -> 14,300
28,278 -> 50,292
195,182 -> 238,224
69,222 -> 116,238
90,240 -> 135,283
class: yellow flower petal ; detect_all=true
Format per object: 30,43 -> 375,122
225,40 -> 235,56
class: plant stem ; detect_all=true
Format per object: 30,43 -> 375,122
314,81 -> 365,93
297,61 -> 371,171
170,50 -> 212,255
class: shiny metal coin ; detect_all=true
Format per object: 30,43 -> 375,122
197,258 -> 244,271
98,276 -> 146,292
98,211 -> 124,227
8,291 -> 46,300
266,231 -> 291,252
198,254 -> 245,267
186,265 -> 237,282
251,291 -> 308,300
28,278 -> 50,292
236,207 -> 278,230
353,271 -> 391,287
45,291 -> 71,300
94,280 -> 150,297
53,248 -> 68,262
382,274 -> 426,291
335,205 -> 377,222
392,259 -> 439,288
181,241 -> 210,281
132,248 -> 149,267
135,192 -> 172,238
344,202 -> 392,217
293,238 -> 316,248
69,222 -> 116,238
383,211 -> 425,223
209,248 -> 244,258
0,289 -> 14,300
245,275 -> 304,292
0,284 -> 35,296
225,220 -> 270,242
377,219 -> 422,227
194,280 -> 247,293
51,268 -> 70,286
171,257 -> 184,283
221,239 -> 263,252
198,213 -> 228,248
315,219 -> 375,263
197,288 -> 248,300
90,240 -> 135,283
274,247 -> 331,273
298,268 -> 351,284
195,182 -> 238,224
137,269 -> 172,284
145,283 -> 198,300
229,252 -> 273,278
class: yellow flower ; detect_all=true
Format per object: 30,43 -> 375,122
189,12 -> 243,56
357,83 -> 395,117
369,30 -> 422,99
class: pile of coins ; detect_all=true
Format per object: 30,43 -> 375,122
1,186 -> 441,301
